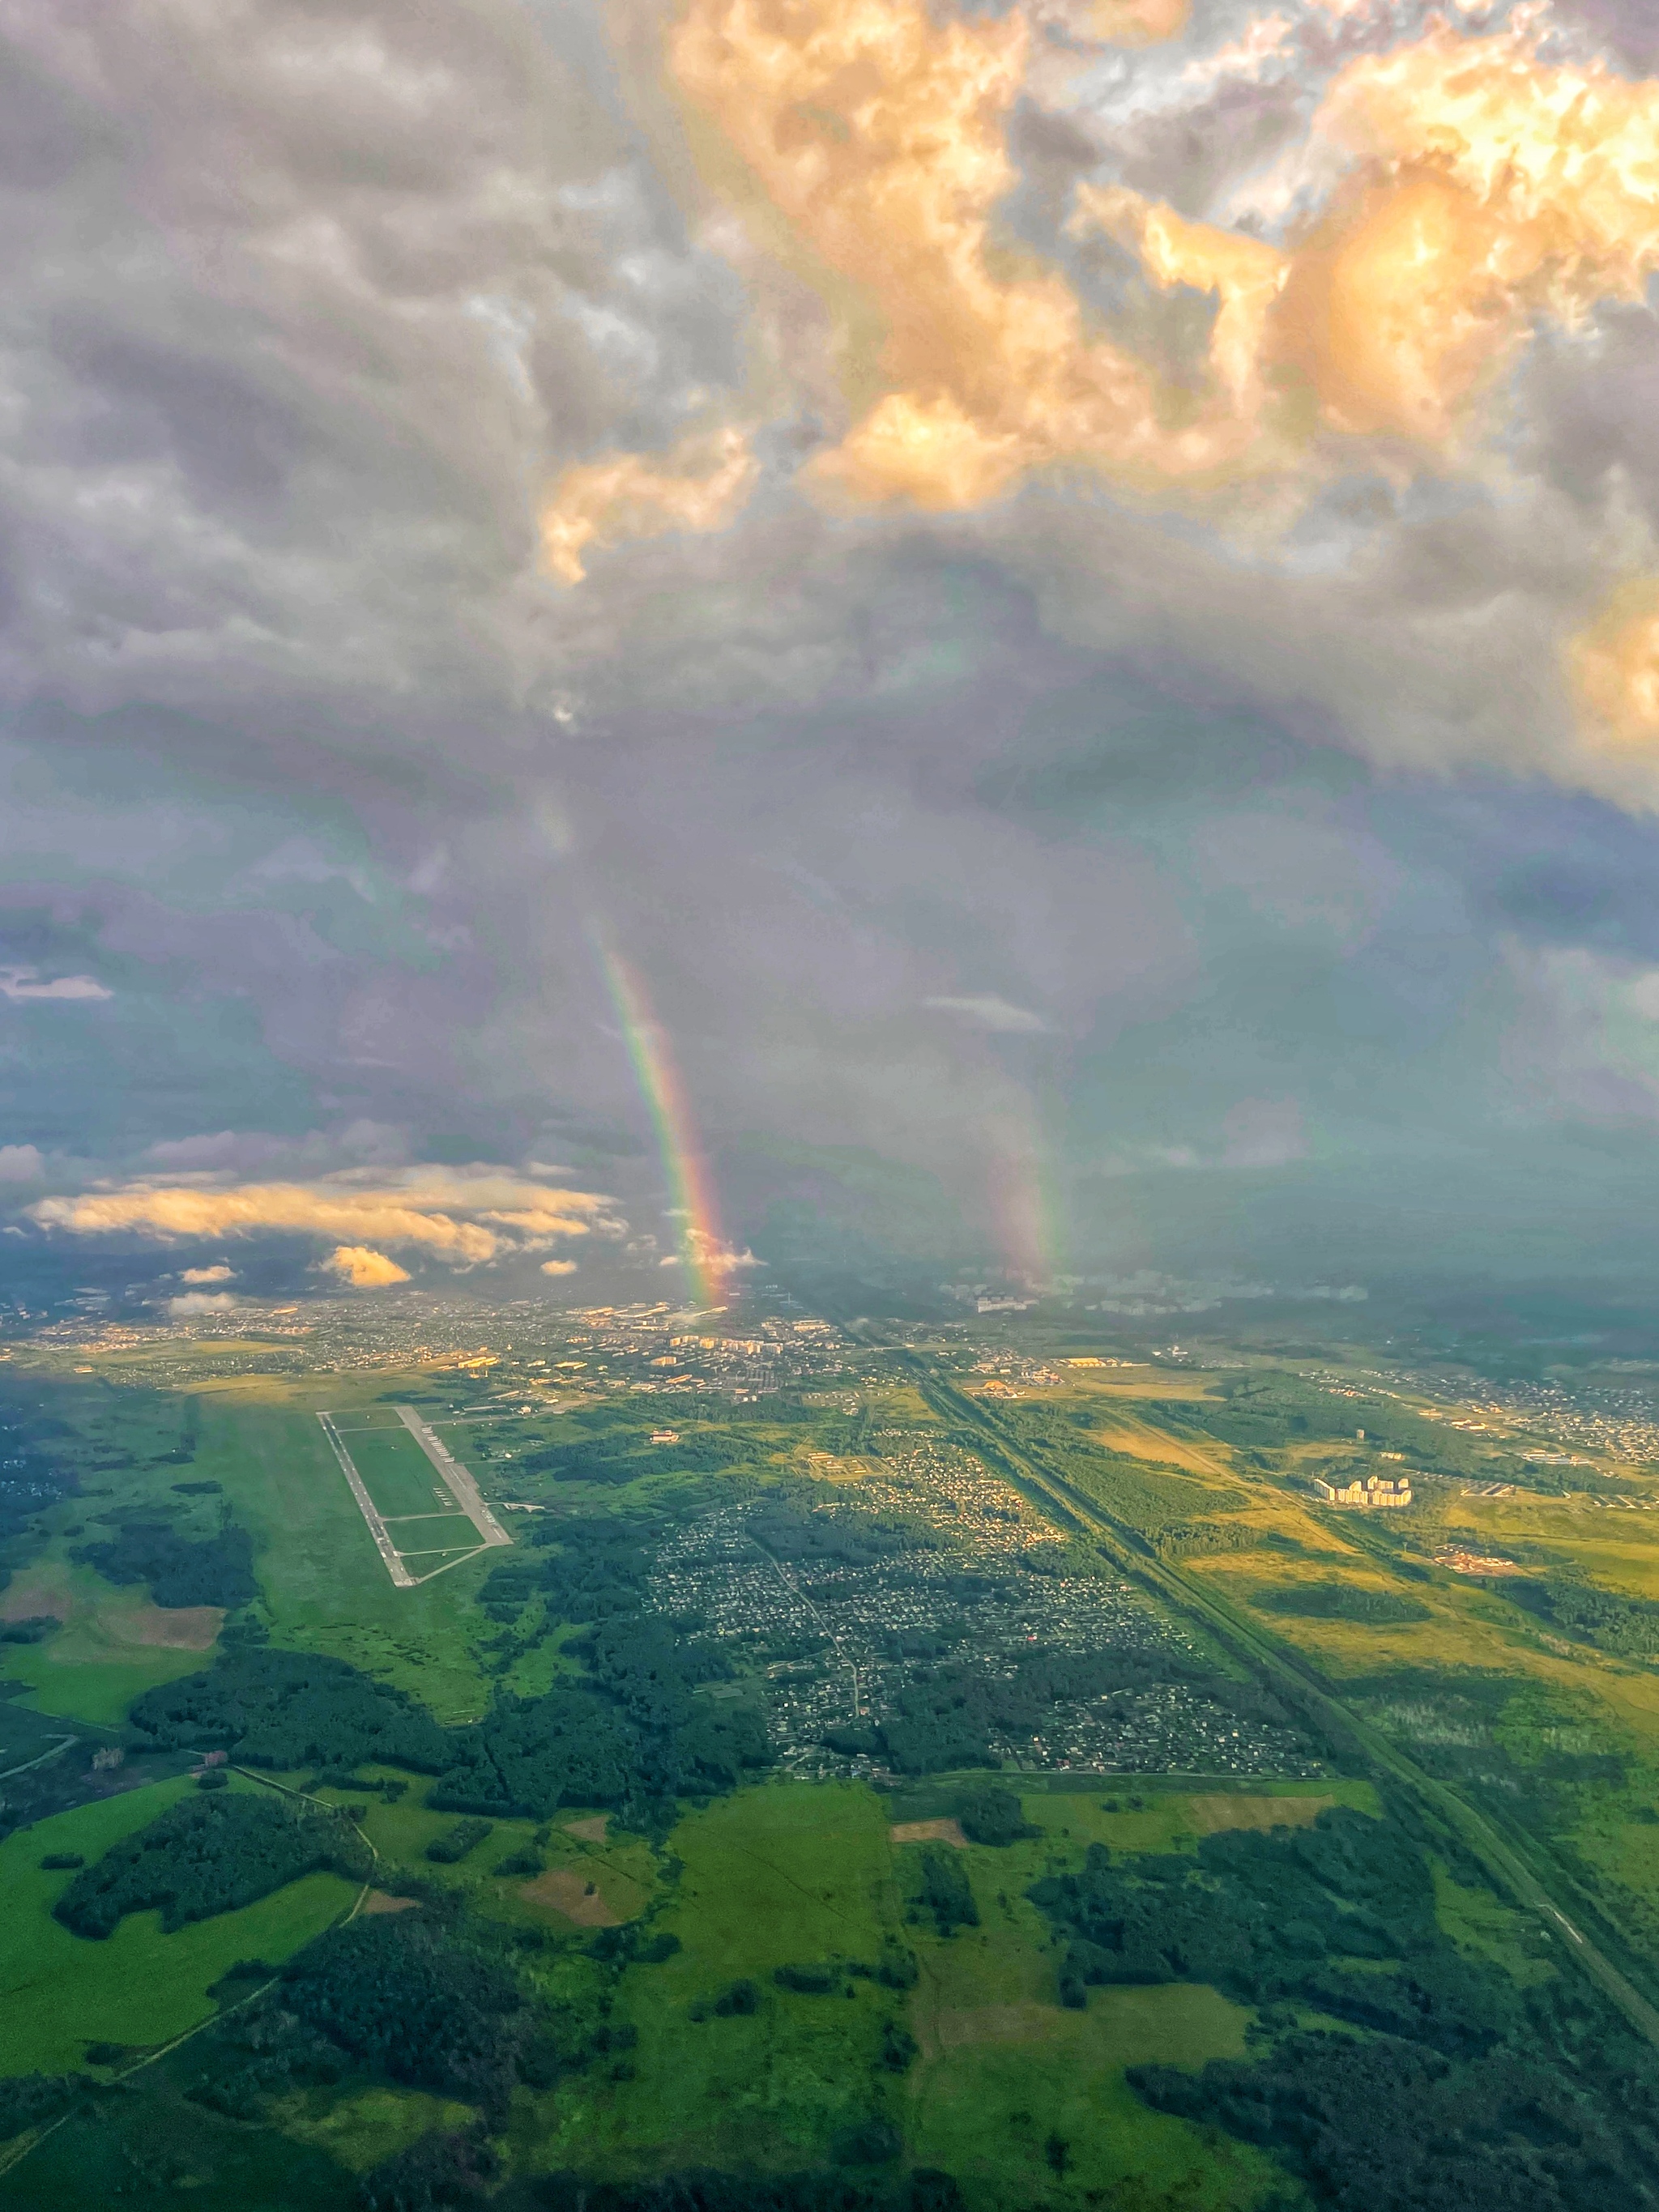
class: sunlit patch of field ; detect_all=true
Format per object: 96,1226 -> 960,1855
520,1865 -> 636,1924
541,1776 -> 1311,2198
270,2084 -> 476,2177
1188,1546 -> 1567,1680
1085,1406 -> 1236,1479
555,1782 -> 894,2174
300,1772 -> 658,1933
0,1562 -> 222,1725
1010,1783 -> 1379,1860
0,1775 -> 355,2075
1183,1792 -> 1339,1834
899,1818 -> 1275,2212
1431,1858 -> 1556,1985
1060,1369 -> 1219,1401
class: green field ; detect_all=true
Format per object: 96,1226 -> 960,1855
340,1429 -> 454,1522
568,1784 -> 897,2173
0,1778 -> 356,2075
526,1781 -> 1283,2206
181,1383 -> 501,1720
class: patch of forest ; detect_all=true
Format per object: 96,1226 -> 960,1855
1503,1575 -> 1659,1660
1026,1801 -> 1659,2210
531,2168 -> 967,2211
1171,1375 -> 1509,1480
514,1422 -> 769,1486
429,1617 -> 766,1823
129,1552 -> 770,1825
854,1645 -> 1310,1776
71,1519 -> 257,1608
53,1792 -> 369,1937
190,1908 -> 545,2121
129,1647 -> 453,1769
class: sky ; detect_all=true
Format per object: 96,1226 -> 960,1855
6,0 -> 1659,1300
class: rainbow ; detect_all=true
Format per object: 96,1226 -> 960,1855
591,931 -> 731,1307
986,1100 -> 1060,1286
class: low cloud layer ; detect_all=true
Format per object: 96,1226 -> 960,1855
29,1168 -> 616,1272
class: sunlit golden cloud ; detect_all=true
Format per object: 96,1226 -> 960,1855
541,426 -> 758,582
1568,582 -> 1659,760
29,1168 -> 613,1268
672,0 -> 1261,513
1090,0 -> 1189,41
1283,26 -> 1659,441
322,1245 -> 411,1287
569,2 -> 1659,778
646,6 -> 1659,522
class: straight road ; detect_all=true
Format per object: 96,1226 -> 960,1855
393,1404 -> 513,1550
851,1326 -> 1659,2053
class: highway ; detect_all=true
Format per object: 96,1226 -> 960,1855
853,1328 -> 1659,2053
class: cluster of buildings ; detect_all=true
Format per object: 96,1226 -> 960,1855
1313,1470 -> 1414,1509
648,1434 -> 1324,1780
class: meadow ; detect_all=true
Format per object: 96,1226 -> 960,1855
0,1775 -> 355,2076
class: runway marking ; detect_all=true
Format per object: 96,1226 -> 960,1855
391,1404 -> 514,1549
318,1409 -> 511,1588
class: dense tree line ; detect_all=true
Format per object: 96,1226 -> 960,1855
53,1792 -> 368,1937
186,1912 -> 546,2123
0,1614 -> 57,1643
1030,1806 -> 1499,2031
128,1648 -> 452,1771
427,1819 -> 494,1864
1025,1802 -> 1659,2209
480,1517 -> 658,1626
1256,1582 -> 1432,1625
131,1596 -> 769,1828
1133,2008 -> 1659,2212
906,1843 -> 977,1936
429,1627 -> 766,1822
955,1787 -> 1035,1845
357,2128 -> 500,2210
71,1519 -> 257,1608
1504,1575 -> 1659,1659
869,1643 -> 1289,1775
532,2166 -> 966,2210
0,2073 -> 84,2142
279,1914 -> 539,2116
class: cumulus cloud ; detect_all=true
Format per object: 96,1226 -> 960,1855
28,1166 -> 616,1267
0,1145 -> 45,1183
179,1262 -> 237,1283
0,969 -> 112,1001
320,1244 -> 410,1287
168,1291 -> 239,1315
543,427 -> 759,583
629,4 -> 1659,558
540,1257 -> 579,1276
924,995 -> 1051,1034
1503,941 -> 1659,1122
